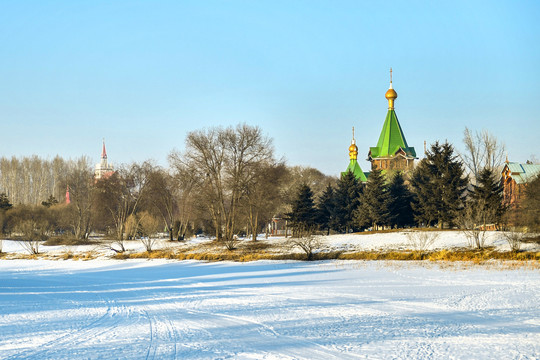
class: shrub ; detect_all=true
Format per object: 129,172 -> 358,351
405,231 -> 439,251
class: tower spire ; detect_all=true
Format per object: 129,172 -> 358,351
349,127 -> 358,160
385,67 -> 398,110
101,139 -> 107,159
342,126 -> 367,182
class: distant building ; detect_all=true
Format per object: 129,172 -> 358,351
501,161 -> 540,206
94,141 -> 114,180
269,215 -> 291,237
368,69 -> 416,172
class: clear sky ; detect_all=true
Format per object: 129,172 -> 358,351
1,0 -> 539,176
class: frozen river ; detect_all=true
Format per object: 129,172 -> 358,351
0,259 -> 539,359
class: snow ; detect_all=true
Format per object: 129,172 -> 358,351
1,230 -> 539,258
1,259 -> 539,359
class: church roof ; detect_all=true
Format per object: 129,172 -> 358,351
369,109 -> 416,159
102,140 -> 107,159
503,162 -> 540,184
369,71 -> 416,160
343,127 -> 368,182
342,159 -> 368,182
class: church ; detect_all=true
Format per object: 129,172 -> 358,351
95,140 -> 114,180
343,69 -> 416,180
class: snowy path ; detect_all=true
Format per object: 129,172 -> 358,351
0,260 -> 539,359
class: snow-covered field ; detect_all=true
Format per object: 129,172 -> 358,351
1,230 -> 539,257
1,259 -> 539,359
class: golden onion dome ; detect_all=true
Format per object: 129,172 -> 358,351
348,126 -> 358,159
385,87 -> 397,100
349,143 -> 358,160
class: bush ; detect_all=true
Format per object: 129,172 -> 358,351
289,236 -> 323,261
502,228 -> 524,252
405,231 -> 439,251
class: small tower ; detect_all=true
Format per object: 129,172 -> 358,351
368,69 -> 416,172
94,140 -> 114,180
342,127 -> 367,181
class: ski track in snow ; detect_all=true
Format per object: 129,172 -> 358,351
0,260 -> 539,359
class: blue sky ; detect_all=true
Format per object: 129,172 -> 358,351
1,0 -> 538,176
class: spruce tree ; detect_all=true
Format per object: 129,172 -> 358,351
333,171 -> 362,233
287,184 -> 317,237
354,168 -> 389,229
387,172 -> 415,228
41,195 -> 59,208
410,141 -> 468,228
469,167 -> 505,227
0,193 -> 12,211
316,184 -> 335,235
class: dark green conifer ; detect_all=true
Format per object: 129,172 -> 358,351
469,168 -> 505,227
387,172 -> 415,228
287,184 -> 317,237
41,195 -> 59,208
333,171 -> 362,233
354,168 -> 389,229
0,193 -> 12,211
316,184 -> 335,235
410,141 -> 468,228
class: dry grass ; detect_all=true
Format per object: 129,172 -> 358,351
107,246 -> 539,266
351,228 -> 457,235
44,237 -> 99,246
1,236 -> 538,267
60,251 -> 97,261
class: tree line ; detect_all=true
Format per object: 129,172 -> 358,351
0,124 -> 336,249
288,139 -> 539,243
0,124 -> 538,251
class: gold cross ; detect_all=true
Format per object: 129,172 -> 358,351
390,67 -> 393,83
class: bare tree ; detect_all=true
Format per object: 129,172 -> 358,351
145,164 -> 197,242
461,127 -> 506,182
94,161 -> 153,243
144,168 -> 176,241
180,124 -> 274,243
0,155 -> 71,206
9,205 -> 53,254
62,157 -> 94,240
138,211 -> 161,252
242,162 -> 287,241
458,199 -> 495,249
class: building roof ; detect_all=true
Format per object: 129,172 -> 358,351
369,109 -> 416,159
342,159 -> 368,182
504,162 -> 540,184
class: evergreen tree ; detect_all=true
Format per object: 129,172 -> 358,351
333,171 -> 362,233
469,167 -> 505,227
0,193 -> 12,211
287,184 -> 317,237
41,195 -> 59,208
316,184 -> 335,235
0,193 -> 12,237
410,141 -> 468,228
387,172 -> 415,228
354,168 -> 389,229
